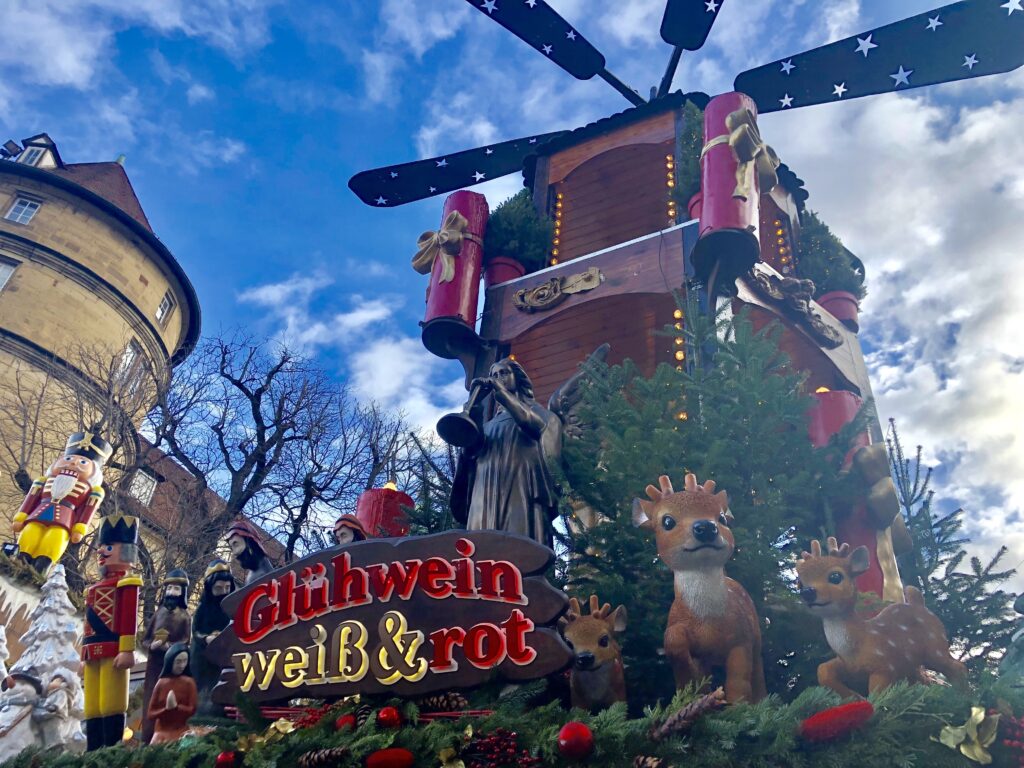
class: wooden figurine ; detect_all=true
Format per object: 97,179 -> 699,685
140,569 -> 191,744
796,537 -> 968,696
633,473 -> 766,702
334,513 -> 367,546
191,560 -> 235,715
146,642 -> 197,745
82,514 -> 142,751
12,432 -> 111,574
559,595 -> 627,712
225,519 -> 273,584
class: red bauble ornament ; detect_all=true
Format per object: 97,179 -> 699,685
335,712 -> 357,731
376,706 -> 403,729
557,721 -> 595,761
365,747 -> 415,768
215,750 -> 237,768
799,701 -> 875,743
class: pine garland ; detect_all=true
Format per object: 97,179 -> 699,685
649,688 -> 726,742
296,746 -> 349,768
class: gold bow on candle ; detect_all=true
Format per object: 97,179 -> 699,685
935,707 -> 1000,765
412,210 -> 482,283
700,107 -> 781,201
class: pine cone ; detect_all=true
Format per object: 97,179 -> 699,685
633,757 -> 665,768
297,746 -> 349,768
650,687 -> 727,742
418,691 -> 470,712
355,703 -> 373,727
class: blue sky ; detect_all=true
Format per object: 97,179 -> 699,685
4,0 -> 1024,581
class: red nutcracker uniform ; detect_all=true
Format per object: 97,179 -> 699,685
12,431 -> 111,574
82,514 -> 142,751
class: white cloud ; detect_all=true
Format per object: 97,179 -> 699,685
378,0 -> 470,58
361,50 -> 401,104
186,83 -> 216,104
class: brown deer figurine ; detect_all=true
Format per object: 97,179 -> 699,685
559,595 -> 628,712
633,473 -> 765,702
796,537 -> 968,696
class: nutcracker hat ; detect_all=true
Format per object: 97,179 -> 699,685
64,431 -> 113,464
203,559 -> 231,581
163,568 -> 189,589
334,514 -> 367,542
99,514 -> 139,545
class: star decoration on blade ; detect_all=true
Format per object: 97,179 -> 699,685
473,171 -> 486,181
481,0 -> 498,13
736,0 -> 1024,114
437,158 -> 448,167
375,196 -> 387,206
390,171 -> 399,178
706,0 -> 720,12
567,29 -> 577,40
525,0 -> 536,6
780,94 -> 794,107
543,44 -> 553,54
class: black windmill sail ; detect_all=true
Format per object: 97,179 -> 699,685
735,0 -> 1024,114
349,0 -> 645,208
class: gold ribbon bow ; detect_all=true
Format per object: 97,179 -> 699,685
700,107 -> 781,201
412,211 -> 482,284
935,707 -> 1000,764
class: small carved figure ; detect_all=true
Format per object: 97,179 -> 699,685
333,514 -> 367,547
81,514 -> 142,751
33,668 -> 85,752
0,672 -> 43,755
12,432 -> 111,573
140,569 -> 191,743
225,519 -> 274,584
191,560 -> 236,715
633,473 -> 765,702
146,643 -> 197,745
559,595 -> 627,712
796,537 -> 968,696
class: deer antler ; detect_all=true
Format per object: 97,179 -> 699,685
645,474 -> 675,501
826,537 -> 851,557
566,597 -> 582,622
683,473 -> 718,494
587,594 -> 614,620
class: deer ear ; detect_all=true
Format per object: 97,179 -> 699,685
610,605 -> 627,633
849,546 -> 871,577
715,489 -> 729,508
632,498 -> 653,529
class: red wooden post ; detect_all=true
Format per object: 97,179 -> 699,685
421,190 -> 489,359
807,391 -> 899,599
355,483 -> 414,538
691,92 -> 767,294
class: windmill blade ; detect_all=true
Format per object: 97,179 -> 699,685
661,0 -> 728,50
735,0 -> 1024,115
348,131 -> 566,208
463,0 -> 605,80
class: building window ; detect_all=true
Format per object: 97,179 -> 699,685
4,197 -> 40,225
128,470 -> 158,506
0,258 -> 17,291
155,291 -> 176,325
19,147 -> 43,166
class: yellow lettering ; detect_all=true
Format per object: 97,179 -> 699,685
331,620 -> 369,683
307,624 -> 327,684
234,650 -> 279,692
373,610 -> 428,685
279,646 -> 308,688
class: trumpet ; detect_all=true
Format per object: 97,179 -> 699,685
436,377 -> 491,447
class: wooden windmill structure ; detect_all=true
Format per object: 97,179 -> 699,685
348,0 -> 1023,599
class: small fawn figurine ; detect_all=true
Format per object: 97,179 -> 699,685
559,595 -> 628,712
796,537 -> 968,697
633,473 -> 765,702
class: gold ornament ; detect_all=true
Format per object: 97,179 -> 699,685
412,211 -> 482,283
700,108 -> 780,201
439,747 -> 466,768
936,707 -> 1000,765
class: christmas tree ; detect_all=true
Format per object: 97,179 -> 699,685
10,564 -> 82,681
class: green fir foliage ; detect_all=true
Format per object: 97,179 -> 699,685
671,100 -> 705,211
483,189 -> 554,273
796,211 -> 867,300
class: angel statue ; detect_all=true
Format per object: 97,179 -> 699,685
444,345 -> 608,548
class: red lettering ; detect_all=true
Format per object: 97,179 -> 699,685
464,623 -> 507,668
331,552 -> 369,608
501,609 -> 537,665
419,558 -> 455,599
296,565 -> 329,621
428,626 -> 466,672
452,556 -> 477,598
477,560 -> 526,604
277,570 -> 297,628
235,581 -> 278,644
455,537 -> 475,557
368,560 -> 422,601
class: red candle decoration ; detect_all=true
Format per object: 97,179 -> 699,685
365,747 -> 415,768
691,91 -> 773,294
421,190 -> 489,359
355,483 -> 413,538
335,713 -> 357,732
376,706 -> 403,729
557,721 -> 595,761
215,751 -> 237,768
799,701 -> 875,743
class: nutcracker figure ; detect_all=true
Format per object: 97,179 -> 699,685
82,514 -> 141,751
12,432 -> 112,574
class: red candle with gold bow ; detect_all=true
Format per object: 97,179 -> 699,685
415,190 -> 489,359
355,482 -> 414,538
691,92 -> 779,294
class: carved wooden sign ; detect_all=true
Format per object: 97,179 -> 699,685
207,531 -> 571,703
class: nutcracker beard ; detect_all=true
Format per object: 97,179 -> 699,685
49,469 -> 82,500
17,463 -> 102,574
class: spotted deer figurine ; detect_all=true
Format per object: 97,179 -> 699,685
633,473 -> 766,702
796,537 -> 968,697
559,595 -> 628,712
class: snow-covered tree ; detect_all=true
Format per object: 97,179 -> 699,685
10,565 -> 81,680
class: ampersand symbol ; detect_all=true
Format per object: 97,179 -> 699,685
371,611 -> 428,685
